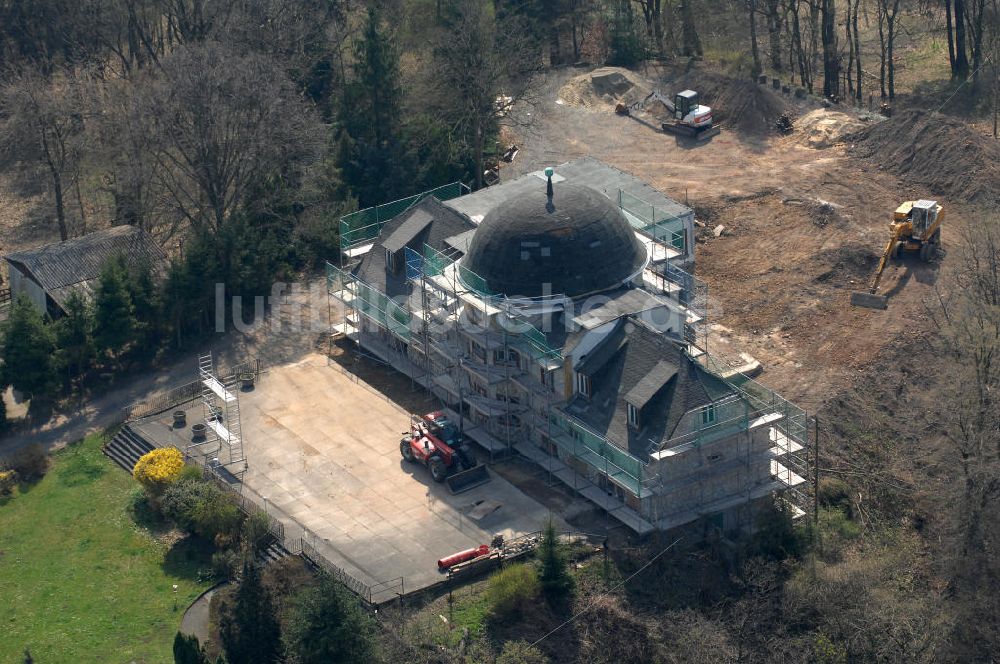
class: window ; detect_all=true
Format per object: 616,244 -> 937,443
627,403 -> 640,429
575,372 -> 591,398
701,404 -> 717,426
471,379 -> 488,398
470,340 -> 486,363
385,248 -> 402,275
493,347 -> 522,368
497,391 -> 521,405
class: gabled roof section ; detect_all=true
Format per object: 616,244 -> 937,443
5,226 -> 166,292
5,226 -> 167,310
353,195 -> 477,294
382,208 -> 434,253
575,320 -> 628,376
625,360 -> 677,410
564,318 -> 735,457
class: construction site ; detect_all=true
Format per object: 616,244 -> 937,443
103,62 -> 1000,605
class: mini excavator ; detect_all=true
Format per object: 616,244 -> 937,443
615,89 -> 721,140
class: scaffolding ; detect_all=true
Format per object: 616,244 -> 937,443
338,182 -> 469,255
618,188 -> 689,252
195,352 -> 245,467
325,182 -> 811,532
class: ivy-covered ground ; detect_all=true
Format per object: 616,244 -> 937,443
0,434 -> 213,663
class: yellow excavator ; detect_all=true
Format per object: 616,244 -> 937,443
851,199 -> 944,309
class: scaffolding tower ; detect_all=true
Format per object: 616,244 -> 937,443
197,352 -> 245,467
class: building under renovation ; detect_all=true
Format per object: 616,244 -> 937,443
327,157 -> 809,534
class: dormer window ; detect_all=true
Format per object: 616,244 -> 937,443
627,402 -> 640,430
701,403 -> 717,426
575,372 -> 591,398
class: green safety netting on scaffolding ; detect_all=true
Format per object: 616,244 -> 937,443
618,189 -> 687,250
326,262 -> 412,341
339,182 -> 467,250
547,411 -> 647,496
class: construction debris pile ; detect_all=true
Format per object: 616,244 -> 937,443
847,109 -> 1000,204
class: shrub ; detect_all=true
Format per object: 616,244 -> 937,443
133,447 -> 185,494
241,510 -> 273,556
0,469 -> 17,495
178,464 -> 204,483
161,477 -> 243,543
486,564 -> 538,622
212,549 -> 244,581
818,477 -> 853,515
173,631 -> 209,664
539,520 -> 574,607
192,496 -> 242,546
162,478 -> 223,532
3,443 -> 49,481
497,640 -> 550,664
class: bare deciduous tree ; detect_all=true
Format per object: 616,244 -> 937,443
0,69 -> 88,241
433,3 -> 542,190
142,41 -> 322,240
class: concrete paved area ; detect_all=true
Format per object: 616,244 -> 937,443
136,353 -> 561,597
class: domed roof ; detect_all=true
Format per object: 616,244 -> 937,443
460,183 -> 647,299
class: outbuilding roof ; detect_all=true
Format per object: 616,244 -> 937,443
4,226 -> 167,310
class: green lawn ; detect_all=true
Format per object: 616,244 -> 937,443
0,434 -> 213,663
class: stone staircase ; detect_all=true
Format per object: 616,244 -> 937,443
259,541 -> 292,565
103,424 -> 156,472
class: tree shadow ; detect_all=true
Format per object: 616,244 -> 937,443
128,492 -> 176,539
485,598 -> 581,663
162,535 -> 215,582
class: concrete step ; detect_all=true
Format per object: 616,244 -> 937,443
258,541 -> 291,565
103,425 -> 157,473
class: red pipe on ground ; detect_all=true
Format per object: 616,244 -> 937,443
437,545 -> 490,570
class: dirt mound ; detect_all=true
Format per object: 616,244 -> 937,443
558,67 -> 651,109
666,71 -> 789,136
814,244 -> 878,285
795,109 -> 867,148
847,109 -> 1000,204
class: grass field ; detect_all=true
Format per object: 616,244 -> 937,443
0,434 -> 213,663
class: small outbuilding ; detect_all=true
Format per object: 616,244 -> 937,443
4,226 -> 167,317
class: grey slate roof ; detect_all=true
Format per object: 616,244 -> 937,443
5,226 -> 167,310
382,209 -> 433,253
459,183 -> 647,299
444,156 -> 692,225
564,318 -> 733,458
353,196 -> 477,296
625,360 -> 678,409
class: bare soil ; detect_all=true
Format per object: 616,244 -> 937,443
509,64 -> 984,407
847,109 -> 1000,205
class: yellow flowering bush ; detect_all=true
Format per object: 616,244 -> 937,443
132,447 -> 185,494
0,469 -> 17,495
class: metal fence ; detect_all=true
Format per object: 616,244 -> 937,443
122,358 -> 262,422
339,182 -> 468,250
202,466 -> 286,542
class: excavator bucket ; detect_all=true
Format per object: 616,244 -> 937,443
445,464 -> 491,494
850,291 -> 889,309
